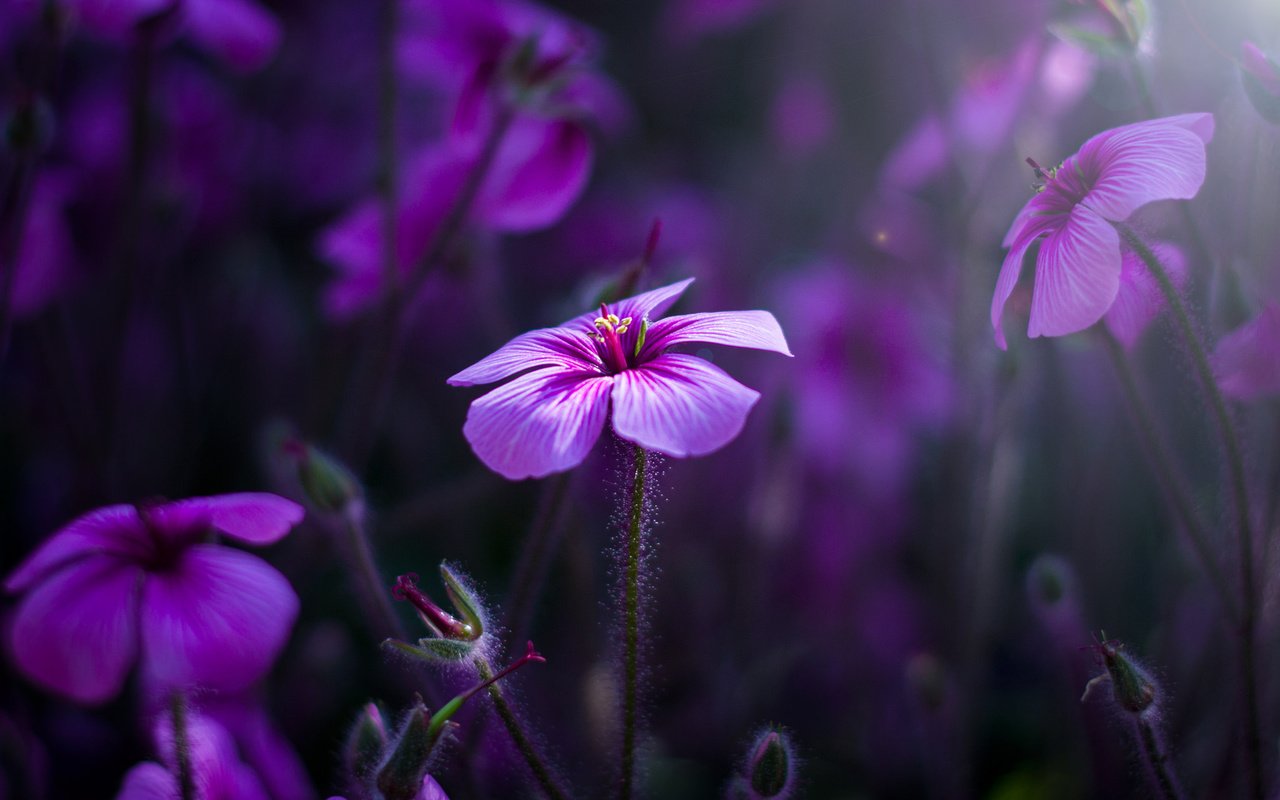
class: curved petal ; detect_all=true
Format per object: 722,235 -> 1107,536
116,762 -> 178,800
140,546 -> 299,693
1213,304 -> 1280,400
1079,121 -> 1210,220
558,278 -> 696,331
5,504 -> 148,593
461,369 -> 614,479
10,557 -> 143,703
448,326 -> 603,386
478,118 -> 593,232
640,310 -> 793,361
1104,241 -> 1186,349
149,494 -> 304,547
1027,206 -> 1121,339
611,353 -> 760,457
991,215 -> 1061,350
184,0 -> 282,73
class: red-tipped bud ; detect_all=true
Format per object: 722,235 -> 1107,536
391,573 -> 477,642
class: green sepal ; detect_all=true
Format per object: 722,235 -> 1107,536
376,702 -> 437,800
382,637 -> 476,663
439,563 -> 485,640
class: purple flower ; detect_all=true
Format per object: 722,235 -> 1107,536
1103,241 -> 1187,349
4,494 -> 304,704
116,710 -> 269,800
991,113 -> 1214,349
326,775 -> 449,800
1212,303 -> 1280,400
448,279 -> 791,479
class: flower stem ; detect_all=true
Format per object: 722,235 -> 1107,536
170,691 -> 195,800
1097,328 -> 1238,622
473,654 -> 571,800
619,445 -> 647,800
1117,222 -> 1262,800
1135,717 -> 1185,800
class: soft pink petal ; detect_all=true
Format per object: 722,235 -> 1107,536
5,504 -> 148,593
992,215 -> 1060,349
559,278 -> 696,332
140,546 -> 299,693
1243,42 -> 1280,95
116,762 -> 178,800
461,370 -> 614,479
149,494 -> 304,546
639,310 -> 792,361
1027,206 -> 1121,338
448,326 -> 603,386
1213,304 -> 1280,400
206,702 -> 315,800
417,775 -> 450,800
184,0 -> 282,73
10,557 -> 143,703
478,118 -> 593,232
610,353 -> 760,457
1079,117 -> 1212,220
879,115 -> 948,192
1104,242 -> 1186,349
69,0 -> 170,37
152,712 -> 269,800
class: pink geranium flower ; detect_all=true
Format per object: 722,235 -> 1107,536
1212,303 -> 1280,400
1104,241 -> 1187,349
991,113 -> 1214,349
4,494 -> 304,704
448,279 -> 791,479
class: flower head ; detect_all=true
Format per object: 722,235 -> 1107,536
991,113 -> 1214,349
448,278 -> 791,479
4,494 -> 304,704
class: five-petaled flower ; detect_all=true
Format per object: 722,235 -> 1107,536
991,113 -> 1214,349
4,494 -> 304,704
448,278 -> 792,479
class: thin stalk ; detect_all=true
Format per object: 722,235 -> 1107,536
1097,328 -> 1238,621
339,506 -> 407,642
619,445 -> 647,800
1136,717 -> 1185,800
474,655 -> 570,800
170,691 -> 195,800
1117,223 -> 1262,800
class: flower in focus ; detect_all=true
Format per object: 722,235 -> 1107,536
4,494 -> 304,703
1212,303 -> 1280,400
448,279 -> 791,479
991,113 -> 1214,349
116,709 -> 269,800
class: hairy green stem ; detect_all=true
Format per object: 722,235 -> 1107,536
1098,328 -> 1237,621
1136,717 -> 1184,800
1118,223 -> 1262,800
170,691 -> 195,800
474,655 -> 570,800
619,445 -> 647,800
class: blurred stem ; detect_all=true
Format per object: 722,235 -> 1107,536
1097,327 -> 1238,622
1136,717 -> 1185,800
339,506 -> 407,642
340,104 -> 515,470
502,472 -> 574,648
473,654 -> 571,800
170,691 -> 195,800
619,445 -> 647,800
1117,222 -> 1262,800
377,0 -> 400,298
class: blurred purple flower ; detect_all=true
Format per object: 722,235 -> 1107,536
448,279 -> 791,479
9,174 -> 77,320
770,74 -> 836,158
116,710 -> 269,800
325,775 -> 449,800
662,0 -> 775,42
66,0 -> 281,72
1242,41 -> 1280,96
991,113 -> 1214,349
1104,241 -> 1186,349
1212,303 -> 1280,400
4,494 -> 304,704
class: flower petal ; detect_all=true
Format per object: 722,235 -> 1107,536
447,326 -> 603,386
5,504 -> 148,593
10,557 -> 143,703
116,762 -> 178,800
1027,205 -> 1121,339
147,494 -> 304,547
140,546 -> 299,693
611,353 -> 760,457
478,118 -> 593,232
1104,241 -> 1186,349
639,310 -> 793,360
184,0 -> 282,73
991,214 -> 1061,350
1213,303 -> 1280,400
1078,117 -> 1211,220
461,370 -> 614,479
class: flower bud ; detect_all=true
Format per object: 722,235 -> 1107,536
728,726 -> 796,799
376,699 -> 440,800
284,438 -> 362,514
1242,41 -> 1280,124
343,702 -> 389,789
1081,636 -> 1157,715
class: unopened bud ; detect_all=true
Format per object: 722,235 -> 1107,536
729,726 -> 796,799
1081,636 -> 1157,715
376,699 -> 439,800
1242,41 -> 1280,124
343,702 -> 389,788
439,563 -> 486,639
284,439 -> 361,514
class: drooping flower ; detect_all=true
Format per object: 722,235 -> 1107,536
991,113 -> 1214,349
1212,303 -> 1280,400
448,279 -> 791,479
116,709 -> 269,800
4,494 -> 304,704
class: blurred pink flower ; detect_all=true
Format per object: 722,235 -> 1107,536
4,494 -> 304,704
1242,41 -> 1280,96
991,113 -> 1213,349
116,711 -> 269,800
1104,241 -> 1187,349
448,279 -> 791,479
1213,303 -> 1280,400
326,775 -> 449,800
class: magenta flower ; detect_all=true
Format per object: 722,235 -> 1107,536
117,710 -> 269,800
1212,303 -> 1280,400
991,113 -> 1214,349
4,494 -> 304,704
448,279 -> 791,479
1104,241 -> 1187,349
